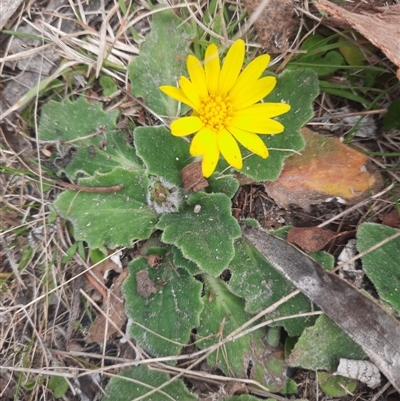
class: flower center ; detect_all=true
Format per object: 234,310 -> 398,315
198,95 -> 233,133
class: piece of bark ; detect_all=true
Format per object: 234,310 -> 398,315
243,0 -> 295,53
287,226 -> 336,253
182,161 -> 209,192
136,269 -> 158,298
316,0 -> 400,80
0,0 -> 24,30
242,226 -> 400,392
382,208 -> 400,229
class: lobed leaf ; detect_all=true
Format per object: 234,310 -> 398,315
128,9 -> 193,117
134,126 -> 191,186
197,274 -> 286,392
356,222 -> 400,313
228,237 -> 317,336
156,192 -> 241,276
54,168 -> 157,249
288,314 -> 364,371
38,98 -> 142,179
123,254 -> 203,359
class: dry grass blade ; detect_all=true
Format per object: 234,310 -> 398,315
1,0 -> 400,400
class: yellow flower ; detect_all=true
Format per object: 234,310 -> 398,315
160,39 -> 291,178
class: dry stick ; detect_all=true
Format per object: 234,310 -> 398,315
53,180 -> 124,193
80,289 -> 146,360
311,109 -> 387,120
317,183 -> 395,228
332,231 -> 400,273
131,289 -> 302,401
242,226 -> 400,392
0,237 -> 26,289
67,291 -> 305,399
75,311 -> 325,378
0,248 -> 124,316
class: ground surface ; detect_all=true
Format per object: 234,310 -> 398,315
1,0 -> 400,400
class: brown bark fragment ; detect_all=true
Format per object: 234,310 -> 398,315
316,0 -> 400,79
243,0 -> 295,53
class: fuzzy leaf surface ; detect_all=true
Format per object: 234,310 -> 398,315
38,98 -> 142,179
128,9 -> 193,116
197,274 -> 286,392
206,170 -> 240,199
288,314 -> 365,371
134,126 -> 191,186
228,237 -> 317,336
357,222 -> 400,312
102,365 -> 197,401
54,168 -> 157,249
156,192 -> 241,276
317,372 -> 358,398
172,246 -> 202,276
123,254 -> 203,358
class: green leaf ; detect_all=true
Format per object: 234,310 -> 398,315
288,314 -> 364,371
54,168 -> 157,249
338,35 -> 367,67
206,170 -> 239,199
308,251 -> 335,271
135,126 -> 191,186
156,192 -> 241,276
99,76 -> 118,96
135,126 -> 240,198
356,222 -> 400,312
197,274 -> 286,392
317,372 -> 358,398
102,365 -> 197,401
240,69 -> 319,181
282,378 -> 298,394
38,98 -> 142,179
62,243 -> 79,263
48,375 -> 69,398
128,9 -> 193,116
319,80 -> 369,105
228,237 -> 317,336
288,34 -> 345,76
122,254 -> 203,358
383,99 -> 400,131
172,246 -> 202,276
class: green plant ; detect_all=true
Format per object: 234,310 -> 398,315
37,7 -> 398,400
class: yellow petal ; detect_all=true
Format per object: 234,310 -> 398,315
228,54 -> 270,99
159,85 -> 196,109
218,128 -> 243,170
204,43 -> 220,95
190,127 -> 214,156
218,39 -> 245,96
179,76 -> 201,110
230,115 -> 285,134
201,133 -> 220,178
227,126 -> 269,158
170,116 -> 203,137
231,76 -> 277,110
233,102 -> 291,119
187,55 -> 208,99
